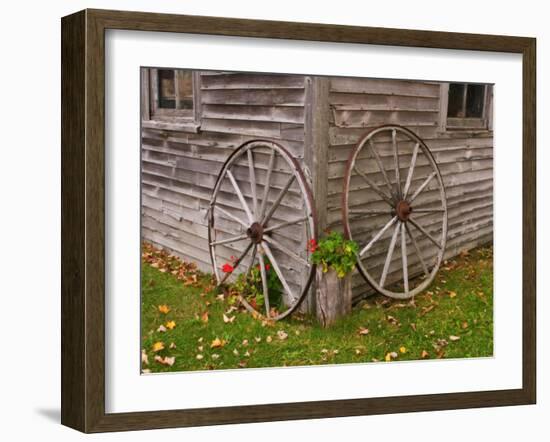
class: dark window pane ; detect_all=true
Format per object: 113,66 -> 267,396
176,71 -> 194,110
158,70 -> 176,109
447,83 -> 466,117
465,84 -> 485,118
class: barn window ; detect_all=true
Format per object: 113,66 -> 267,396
141,68 -> 201,132
440,83 -> 492,131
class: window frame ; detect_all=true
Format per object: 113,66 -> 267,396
439,83 -> 493,132
141,68 -> 202,132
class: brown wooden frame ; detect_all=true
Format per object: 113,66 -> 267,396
61,8 -> 536,433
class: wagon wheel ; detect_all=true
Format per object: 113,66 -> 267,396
342,125 -> 447,299
209,140 -> 316,320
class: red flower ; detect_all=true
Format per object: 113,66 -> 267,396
222,263 -> 234,273
265,264 -> 271,271
308,238 -> 318,253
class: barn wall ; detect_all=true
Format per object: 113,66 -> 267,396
326,77 -> 493,300
141,71 -> 309,278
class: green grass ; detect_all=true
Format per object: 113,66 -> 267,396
141,246 -> 493,373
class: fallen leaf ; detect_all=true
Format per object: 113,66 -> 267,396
141,349 -> 149,365
386,315 -> 399,325
410,323 -> 417,332
157,325 -> 167,333
198,337 -> 203,343
154,355 -> 175,366
254,336 -> 262,343
223,313 -> 235,323
198,345 -> 203,352
266,335 -> 273,343
158,305 -> 170,314
238,360 -> 247,368
449,335 -> 461,341
152,341 -> 165,352
216,294 -> 225,301
420,305 -> 436,316
211,354 -> 220,360
244,350 -> 251,357
211,337 -> 226,348
169,342 -> 176,349
242,339 -> 249,346
385,351 -> 398,362
358,327 -> 370,336
201,311 -> 209,323
448,291 -> 457,298
421,350 -> 430,359
233,349 -> 239,356
196,354 -> 204,360
277,330 -> 288,340
399,346 -> 407,354
461,321 -> 469,329
142,369 -> 151,374
165,320 -> 176,330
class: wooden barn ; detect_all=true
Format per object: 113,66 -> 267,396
140,68 -> 493,314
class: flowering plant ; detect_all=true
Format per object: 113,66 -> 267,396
310,231 -> 358,278
224,258 -> 283,312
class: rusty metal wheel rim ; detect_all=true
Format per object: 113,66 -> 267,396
208,140 -> 317,320
342,125 -> 448,300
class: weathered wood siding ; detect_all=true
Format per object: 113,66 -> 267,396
141,71 -> 309,290
142,71 -> 493,305
326,77 -> 493,300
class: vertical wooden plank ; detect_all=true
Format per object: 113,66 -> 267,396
140,68 -> 150,121
193,71 -> 202,122
61,10 -> 86,432
438,83 -> 449,132
304,76 -> 330,314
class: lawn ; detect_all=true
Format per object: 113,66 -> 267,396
141,243 -> 493,373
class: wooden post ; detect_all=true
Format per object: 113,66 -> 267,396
303,76 -> 330,315
315,268 -> 352,327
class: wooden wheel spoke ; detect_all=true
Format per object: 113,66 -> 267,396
258,149 -> 276,221
380,222 -> 400,288
262,241 -> 294,302
360,216 -> 398,257
217,241 -> 254,286
353,166 -> 394,206
409,217 -> 442,249
405,223 -> 429,276
247,149 -> 258,219
257,250 -> 271,317
400,222 -> 409,295
262,174 -> 296,225
408,171 -> 437,204
226,170 -> 254,223
213,205 -> 248,228
409,208 -> 445,213
348,209 -> 392,217
210,232 -> 249,247
392,129 -> 402,198
403,142 -> 419,199
368,139 -> 394,195
263,216 -> 308,234
263,235 -> 310,267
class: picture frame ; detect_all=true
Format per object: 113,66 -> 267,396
61,8 -> 536,433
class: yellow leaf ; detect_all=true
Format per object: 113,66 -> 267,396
196,354 -> 204,360
448,291 -> 457,298
421,350 -> 430,359
158,304 -> 170,314
211,337 -> 226,348
449,335 -> 461,341
385,351 -> 398,362
399,346 -> 407,354
152,341 -> 165,352
165,320 -> 176,330
266,335 -> 273,343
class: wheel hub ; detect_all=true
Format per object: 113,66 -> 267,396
247,222 -> 264,244
396,200 -> 412,221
